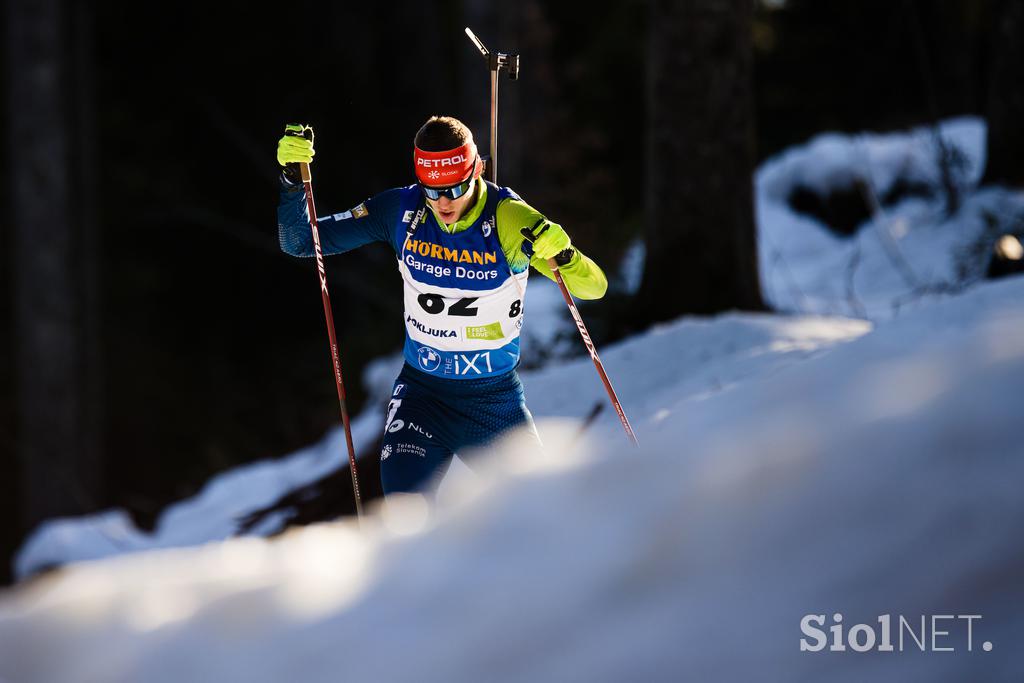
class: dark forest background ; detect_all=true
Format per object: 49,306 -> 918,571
2,0 -> 1020,584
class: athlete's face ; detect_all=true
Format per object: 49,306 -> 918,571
427,180 -> 477,225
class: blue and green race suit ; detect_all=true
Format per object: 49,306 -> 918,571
278,176 -> 606,493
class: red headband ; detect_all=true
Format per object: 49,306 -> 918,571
414,142 -> 478,186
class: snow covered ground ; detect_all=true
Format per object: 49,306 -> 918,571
2,119 -> 1023,682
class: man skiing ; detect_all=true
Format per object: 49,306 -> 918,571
277,116 -> 607,496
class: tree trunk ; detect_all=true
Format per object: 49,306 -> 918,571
638,0 -> 764,322
6,0 -> 101,537
982,0 -> 1024,188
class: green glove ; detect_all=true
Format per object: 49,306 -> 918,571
277,123 -> 315,166
531,221 -> 572,260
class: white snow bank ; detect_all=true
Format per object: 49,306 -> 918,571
757,117 -> 1024,319
2,275 -> 1022,683
757,117 -> 985,206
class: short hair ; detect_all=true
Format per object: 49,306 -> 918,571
414,116 -> 475,152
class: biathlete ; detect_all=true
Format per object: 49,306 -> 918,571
277,115 -> 607,495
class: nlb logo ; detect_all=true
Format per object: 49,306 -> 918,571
408,422 -> 433,439
417,154 -> 467,168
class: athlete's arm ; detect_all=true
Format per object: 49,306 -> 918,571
277,178 -> 401,257
528,248 -> 608,300
496,197 -> 608,300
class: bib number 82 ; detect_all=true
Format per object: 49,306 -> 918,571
417,294 -> 477,316
417,294 -> 522,319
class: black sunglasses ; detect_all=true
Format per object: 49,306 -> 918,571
420,159 -> 478,200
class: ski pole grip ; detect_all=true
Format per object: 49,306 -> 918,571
284,125 -> 314,141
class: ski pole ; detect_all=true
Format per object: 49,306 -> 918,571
465,28 -> 518,182
465,29 -> 637,446
288,126 -> 364,519
465,30 -> 638,447
521,228 -> 640,447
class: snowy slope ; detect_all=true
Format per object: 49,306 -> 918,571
17,117 -> 1022,579
1,274 -> 1022,683
12,290 -> 869,578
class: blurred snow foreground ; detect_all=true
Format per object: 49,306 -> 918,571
2,279 -> 1024,681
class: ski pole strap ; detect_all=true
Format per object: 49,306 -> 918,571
522,219 -> 548,241
521,223 -> 574,267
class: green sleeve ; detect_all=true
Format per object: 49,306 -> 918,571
496,197 -> 608,300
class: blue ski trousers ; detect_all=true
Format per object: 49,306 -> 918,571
379,363 -> 540,495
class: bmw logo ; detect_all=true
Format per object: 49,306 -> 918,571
417,346 -> 442,372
